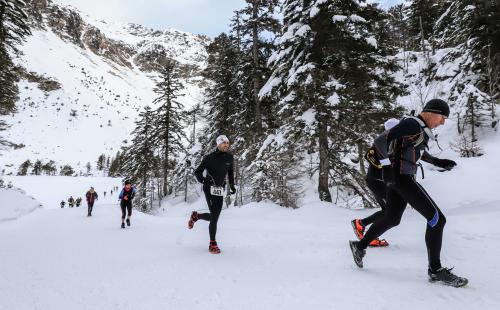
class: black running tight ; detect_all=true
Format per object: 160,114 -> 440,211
361,166 -> 387,226
358,175 -> 446,271
198,187 -> 224,241
120,201 -> 132,219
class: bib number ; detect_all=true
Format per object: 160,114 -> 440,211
210,186 -> 224,196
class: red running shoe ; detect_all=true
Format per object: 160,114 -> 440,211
209,241 -> 221,254
188,211 -> 198,229
368,238 -> 389,247
351,219 -> 365,240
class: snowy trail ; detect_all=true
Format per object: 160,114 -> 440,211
1,192 -> 499,310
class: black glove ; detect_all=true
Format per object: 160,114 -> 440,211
230,186 -> 237,195
433,158 -> 457,171
382,166 -> 396,186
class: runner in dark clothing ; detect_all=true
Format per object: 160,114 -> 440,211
68,196 -> 75,208
60,200 -> 65,208
351,118 -> 453,247
85,187 -> 98,217
118,181 -> 136,228
189,135 -> 236,254
76,197 -> 82,207
349,99 -> 468,287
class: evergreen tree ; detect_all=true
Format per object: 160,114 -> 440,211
152,60 -> 187,197
32,159 -> 42,175
259,0 -> 404,206
433,0 -> 498,154
201,33 -> 241,149
121,106 -> 158,204
60,164 -> 74,176
406,0 -> 440,51
108,151 -> 122,177
96,154 -> 105,171
0,0 -> 31,52
42,160 -> 57,175
17,159 -> 31,175
0,0 -> 31,115
231,0 -> 281,138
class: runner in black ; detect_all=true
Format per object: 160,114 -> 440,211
352,117 -> 454,247
189,135 -> 236,254
118,181 -> 136,229
352,118 -> 399,247
349,99 -> 468,287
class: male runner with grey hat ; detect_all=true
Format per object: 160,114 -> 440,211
189,135 -> 236,254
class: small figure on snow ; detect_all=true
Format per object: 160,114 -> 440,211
118,180 -> 136,229
86,187 -> 98,217
68,196 -> 75,208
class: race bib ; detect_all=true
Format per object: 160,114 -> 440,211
210,186 -> 224,196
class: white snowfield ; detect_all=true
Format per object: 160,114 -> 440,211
0,188 -> 41,222
1,141 -> 500,310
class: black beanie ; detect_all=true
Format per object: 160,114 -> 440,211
125,180 -> 131,185
422,99 -> 450,117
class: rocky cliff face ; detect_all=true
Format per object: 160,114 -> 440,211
24,0 -> 209,75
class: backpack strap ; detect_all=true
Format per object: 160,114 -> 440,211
404,116 -> 436,148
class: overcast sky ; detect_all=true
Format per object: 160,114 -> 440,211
53,0 -> 404,38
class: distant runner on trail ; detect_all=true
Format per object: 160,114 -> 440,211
349,99 -> 468,287
60,200 -> 65,208
189,135 -> 236,254
68,196 -> 75,208
118,181 -> 136,229
85,187 -> 98,217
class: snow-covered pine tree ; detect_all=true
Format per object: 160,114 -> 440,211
231,0 -> 281,139
96,154 -> 105,171
433,0 -> 499,156
32,159 -> 42,175
108,151 -> 121,177
0,0 -> 31,51
201,33 -> 241,149
41,160 -> 56,175
152,59 -> 187,197
258,0 -> 332,203
387,4 -> 409,56
0,0 -> 31,116
406,0 -> 440,51
250,134 -> 304,208
120,106 -> 158,210
259,0 -> 404,207
17,159 -> 31,175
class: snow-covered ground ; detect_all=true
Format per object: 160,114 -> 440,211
0,188 -> 41,222
1,129 -> 500,310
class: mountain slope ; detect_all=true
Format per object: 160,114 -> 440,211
0,0 -> 208,175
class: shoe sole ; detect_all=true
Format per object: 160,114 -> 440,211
368,240 -> 389,247
428,277 -> 468,288
349,241 -> 363,268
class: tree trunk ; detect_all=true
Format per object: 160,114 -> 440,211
318,115 -> 332,202
252,2 -> 262,136
469,95 -> 476,142
163,89 -> 171,197
357,140 -> 366,176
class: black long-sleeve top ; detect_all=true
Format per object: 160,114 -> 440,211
194,149 -> 235,188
